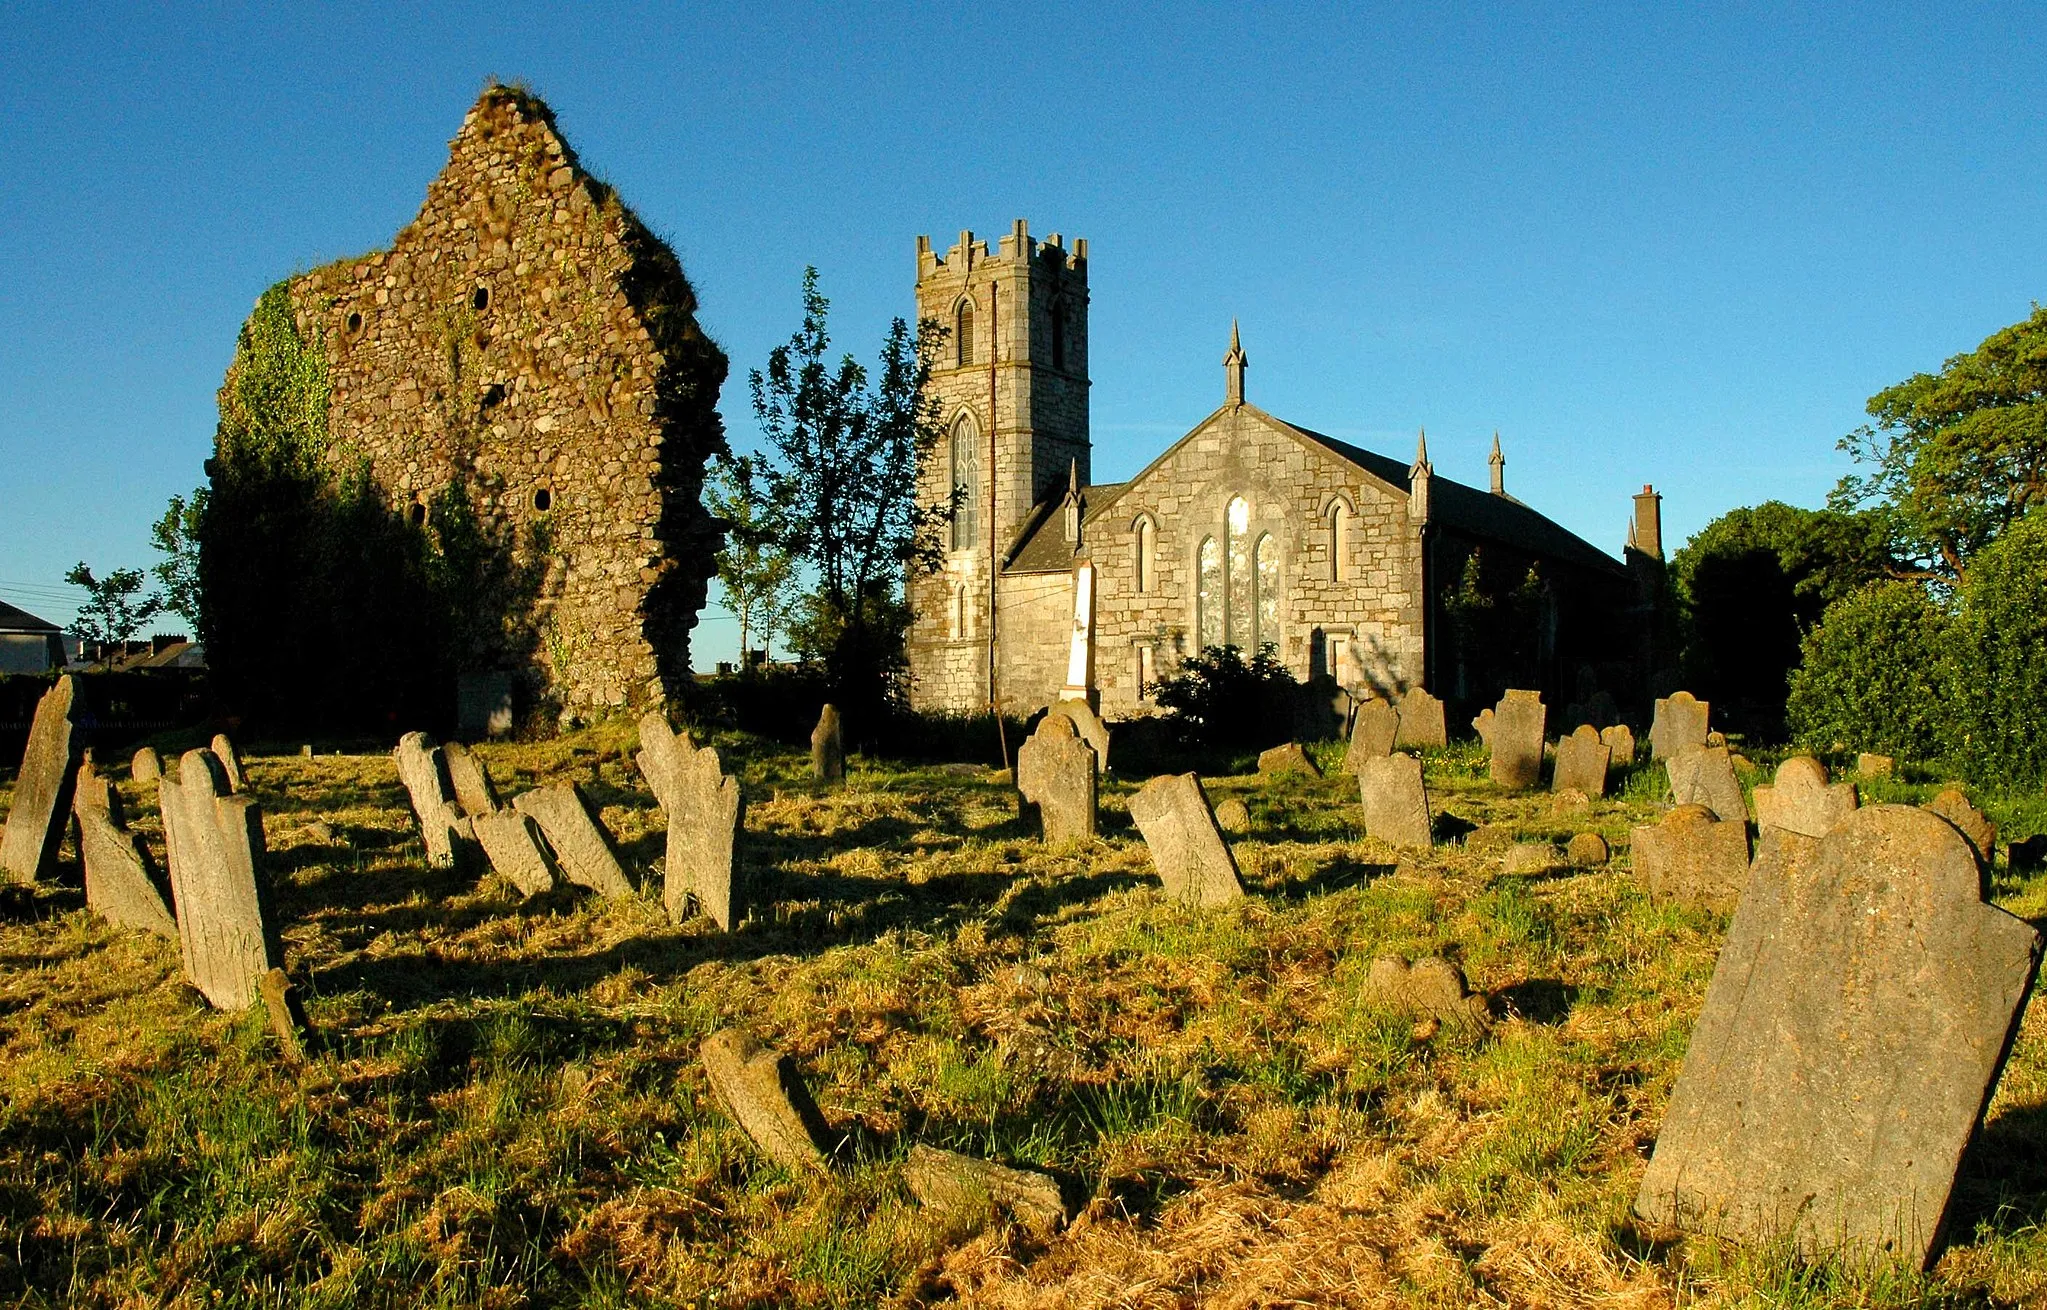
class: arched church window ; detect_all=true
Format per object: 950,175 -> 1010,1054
1254,533 -> 1280,651
1134,515 -> 1157,594
1197,537 -> 1223,650
1051,298 -> 1067,370
1326,498 -> 1350,581
950,415 -> 980,550
950,584 -> 967,640
955,299 -> 976,367
1226,496 -> 1253,649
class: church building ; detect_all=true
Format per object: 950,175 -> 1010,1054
906,220 -> 1660,723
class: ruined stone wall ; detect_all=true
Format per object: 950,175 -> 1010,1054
279,86 -> 726,718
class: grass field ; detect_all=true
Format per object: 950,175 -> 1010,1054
0,724 -> 2042,1308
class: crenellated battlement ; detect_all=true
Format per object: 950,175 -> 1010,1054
917,218 -> 1088,284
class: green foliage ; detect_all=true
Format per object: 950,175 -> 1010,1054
1784,580 -> 1950,761
1439,550 -> 1549,706
150,488 -> 206,629
64,562 -> 163,648
1940,510 -> 2047,783
217,282 -> 330,475
705,455 -> 796,660
1833,303 -> 2047,579
1150,643 -> 1299,752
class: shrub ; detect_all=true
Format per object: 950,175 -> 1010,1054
1943,511 -> 2047,784
1785,580 -> 1950,761
1150,644 -> 1299,753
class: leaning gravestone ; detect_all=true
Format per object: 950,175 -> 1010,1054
1049,699 -> 1112,772
1361,956 -> 1489,1036
1128,773 -> 1245,907
210,733 -> 246,793
471,809 -> 555,897
1667,745 -> 1746,823
0,674 -> 85,886
1394,688 -> 1449,750
160,749 -> 280,1010
1753,756 -> 1857,839
1650,691 -> 1711,761
1478,690 -> 1546,790
810,704 -> 844,782
1632,803 -> 1751,913
393,732 -> 466,869
1343,699 -> 1399,771
1552,724 -> 1611,797
1256,742 -> 1320,778
1358,753 -> 1431,850
1635,806 -> 2043,1268
131,746 -> 162,784
904,1144 -> 1070,1238
1925,787 -> 1998,869
74,779 -> 176,940
512,783 -> 634,898
1016,713 -> 1097,846
442,741 -> 500,818
700,1028 -> 836,1173
1212,796 -> 1252,834
1601,723 -> 1637,767
636,713 -> 747,929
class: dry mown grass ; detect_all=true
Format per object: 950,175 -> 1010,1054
0,726 -> 2042,1308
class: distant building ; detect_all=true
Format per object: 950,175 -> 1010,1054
0,601 -> 64,675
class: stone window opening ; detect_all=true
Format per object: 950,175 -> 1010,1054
1134,514 -> 1157,594
478,382 -> 508,419
1197,535 -> 1222,650
950,584 -> 967,640
409,501 -> 429,528
955,298 -> 976,368
1200,496 -> 1278,653
1137,643 -> 1156,699
345,310 -> 365,337
1324,495 -> 1352,581
473,285 -> 491,312
533,486 -> 553,513
949,414 -> 980,551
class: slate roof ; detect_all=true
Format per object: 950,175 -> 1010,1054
1004,482 -> 1126,574
0,600 -> 61,634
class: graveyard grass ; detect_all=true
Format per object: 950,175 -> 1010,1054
1,729 -> 2043,1308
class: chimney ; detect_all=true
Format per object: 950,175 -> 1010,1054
1631,485 -> 1663,561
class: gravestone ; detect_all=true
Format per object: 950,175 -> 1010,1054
1480,690 -> 1546,790
442,741 -> 500,818
699,1028 -> 836,1173
0,674 -> 84,885
1015,714 -> 1097,846
1650,691 -> 1711,761
75,792 -> 177,940
1049,698 -> 1112,771
1344,699 -> 1399,771
160,749 -> 280,1010
1567,832 -> 1610,866
1552,724 -> 1611,797
1357,753 -> 1431,850
1925,787 -> 1997,868
1361,956 -> 1489,1036
259,968 -> 311,1064
131,747 -> 162,783
1632,803 -> 1751,912
210,734 -> 246,792
1503,842 -> 1559,875
1256,742 -> 1320,778
1635,805 -> 2043,1268
1753,756 -> 1857,839
393,732 -> 466,869
1667,745 -> 1747,823
636,712 -> 747,928
72,754 -> 117,822
810,704 -> 844,781
456,670 -> 515,739
904,1144 -> 1070,1238
1212,796 -> 1251,834
1394,688 -> 1449,750
512,783 -> 633,898
1601,724 -> 1637,767
1128,773 -> 1245,907
471,809 -> 556,897
1856,752 -> 1895,778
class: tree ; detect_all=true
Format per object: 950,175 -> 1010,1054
1784,580 -> 1950,761
1150,643 -> 1300,753
66,563 -> 163,649
151,488 -> 207,629
1832,304 -> 2047,581
748,268 -> 947,708
704,455 -> 796,662
1938,509 -> 2047,784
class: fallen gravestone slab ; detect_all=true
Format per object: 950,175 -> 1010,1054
210,734 -> 246,793
1635,805 -> 2043,1268
1394,688 -> 1449,750
1567,832 -> 1610,867
1552,724 -> 1611,797
1650,691 -> 1711,761
636,712 -> 747,928
0,674 -> 85,885
1256,742 -> 1320,778
1667,745 -> 1747,823
1128,773 -> 1245,907
1632,803 -> 1751,912
1344,699 -> 1399,771
75,790 -> 176,940
1362,956 -> 1489,1036
810,704 -> 844,782
512,783 -> 633,898
1502,842 -> 1559,875
1048,699 -> 1112,772
393,732 -> 466,869
161,749 -> 281,1010
904,1144 -> 1069,1238
1925,787 -> 1997,869
1855,752 -> 1894,778
700,1028 -> 836,1173
1601,724 -> 1637,767
1478,690 -> 1546,790
1016,713 -> 1097,846
1212,796 -> 1251,834
1357,753 -> 1431,850
1753,756 -> 1857,839
471,809 -> 557,897
131,747 -> 162,783
442,741 -> 500,818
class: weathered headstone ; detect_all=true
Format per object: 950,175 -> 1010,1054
0,675 -> 84,885
512,783 -> 634,898
1667,745 -> 1746,823
442,741 -> 500,818
1016,713 -> 1098,846
1567,832 -> 1610,867
259,967 -> 311,1064
210,733 -> 246,793
393,732 -> 466,869
1256,742 -> 1320,778
72,753 -> 117,822
1361,956 -> 1489,1036
75,790 -> 177,940
1394,688 -> 1449,750
1600,723 -> 1637,767
1631,803 -> 1751,912
1635,806 -> 2043,1268
810,704 -> 844,782
1925,786 -> 1997,868
636,712 -> 747,928
1128,773 -> 1245,907
131,746 -> 162,783
1357,753 -> 1431,850
1343,698 -> 1399,770
699,1028 -> 836,1173
1481,690 -> 1546,790
1753,756 -> 1857,839
1212,796 -> 1251,834
904,1144 -> 1069,1238
1502,842 -> 1559,875
1048,698 -> 1111,772
471,809 -> 557,897
1856,752 -> 1895,778
1650,691 -> 1711,761
1552,724 -> 1611,797
160,749 -> 280,1010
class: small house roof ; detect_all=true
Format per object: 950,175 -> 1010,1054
0,600 -> 62,634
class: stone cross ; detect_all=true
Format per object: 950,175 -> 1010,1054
1551,724 -> 1611,797
1478,690 -> 1545,790
1048,699 -> 1111,770
1393,688 -> 1448,750
1753,756 -> 1856,839
1600,724 -> 1637,767
1635,805 -> 2043,1268
1649,691 -> 1710,761
1667,744 -> 1746,823
74,768 -> 176,940
0,674 -> 84,885
161,749 -> 280,1010
1059,561 -> 1096,705
1343,699 -> 1399,771
393,732 -> 467,869
1631,803 -> 1751,912
635,712 -> 746,929
1015,713 -> 1097,846
810,704 -> 844,782
1358,752 -> 1431,850
1128,773 -> 1245,907
512,782 -> 634,898
700,1028 -> 836,1173
443,741 -> 501,818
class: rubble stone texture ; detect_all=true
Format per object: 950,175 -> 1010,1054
1753,756 -> 1857,839
1635,805 -> 2043,1268
1394,688 -> 1449,750
443,741 -> 501,818
903,1144 -> 1069,1238
160,750 -> 280,1010
0,675 -> 84,885
810,704 -> 844,781
512,782 -> 633,898
472,809 -> 556,897
210,734 -> 245,792
1601,723 -> 1637,766
1650,690 -> 1710,760
1479,690 -> 1546,790
1015,714 -> 1098,846
1344,699 -> 1399,771
1925,787 -> 1997,868
1361,956 -> 1489,1036
131,746 -> 162,783
1357,753 -> 1431,850
1667,744 -> 1747,823
1048,699 -> 1111,771
1128,773 -> 1245,907
1256,742 -> 1320,778
1632,803 -> 1752,912
1552,724 -> 1611,797
699,1028 -> 835,1173
394,732 -> 466,869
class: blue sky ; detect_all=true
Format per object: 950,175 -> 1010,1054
3,2 -> 2042,666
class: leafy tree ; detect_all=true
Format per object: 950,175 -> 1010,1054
151,488 -> 207,629
1151,644 -> 1299,753
65,563 -> 163,649
748,267 -> 947,710
1833,304 -> 2047,581
704,455 -> 796,663
1939,509 -> 2047,784
1784,580 -> 1950,761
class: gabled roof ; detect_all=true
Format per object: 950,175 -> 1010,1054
0,600 -> 61,634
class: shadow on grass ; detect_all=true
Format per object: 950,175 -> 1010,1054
1947,1088 -> 2047,1249
1493,978 -> 1578,1023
